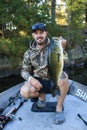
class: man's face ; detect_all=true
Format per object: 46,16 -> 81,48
32,29 -> 48,45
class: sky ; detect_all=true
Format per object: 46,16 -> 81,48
56,0 -> 61,4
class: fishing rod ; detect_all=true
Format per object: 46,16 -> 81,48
0,92 -> 27,129
0,107 -> 16,129
0,91 -> 21,114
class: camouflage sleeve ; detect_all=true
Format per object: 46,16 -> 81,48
21,49 -> 33,81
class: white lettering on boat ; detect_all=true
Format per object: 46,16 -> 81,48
75,88 -> 87,101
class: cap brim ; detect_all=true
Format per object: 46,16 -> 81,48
32,28 -> 46,32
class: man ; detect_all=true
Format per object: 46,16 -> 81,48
20,22 -> 69,124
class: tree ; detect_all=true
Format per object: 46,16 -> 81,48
0,0 -> 52,65
85,3 -> 87,24
0,0 -> 51,38
0,0 -> 29,38
51,0 -> 56,24
61,0 -> 86,47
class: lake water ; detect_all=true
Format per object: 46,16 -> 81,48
0,75 -> 24,93
65,66 -> 87,85
0,66 -> 87,93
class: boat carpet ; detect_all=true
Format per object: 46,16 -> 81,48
31,102 -> 57,112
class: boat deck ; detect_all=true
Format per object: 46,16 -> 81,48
3,95 -> 87,130
0,82 -> 87,130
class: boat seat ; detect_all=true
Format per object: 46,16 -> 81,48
31,102 -> 57,112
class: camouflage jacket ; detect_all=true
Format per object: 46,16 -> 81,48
21,37 -> 51,81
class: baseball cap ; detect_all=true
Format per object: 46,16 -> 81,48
31,23 -> 46,32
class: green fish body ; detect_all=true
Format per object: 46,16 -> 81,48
48,37 -> 64,96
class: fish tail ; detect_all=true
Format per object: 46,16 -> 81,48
52,85 -> 56,97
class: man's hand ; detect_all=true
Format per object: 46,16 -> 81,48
59,36 -> 67,49
30,77 -> 42,90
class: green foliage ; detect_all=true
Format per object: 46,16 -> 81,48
0,39 -> 11,56
47,23 -> 64,37
61,0 -> 86,47
66,0 -> 85,27
0,0 -> 52,67
0,0 -> 87,68
0,0 -> 52,37
0,36 -> 29,67
0,0 -> 24,24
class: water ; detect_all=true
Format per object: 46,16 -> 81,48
0,66 -> 87,93
0,75 -> 24,93
66,66 -> 87,85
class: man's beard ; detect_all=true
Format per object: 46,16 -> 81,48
36,37 -> 46,45
37,41 -> 45,45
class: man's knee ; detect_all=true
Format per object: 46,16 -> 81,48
20,83 -> 30,98
58,78 -> 69,89
20,82 -> 33,98
59,72 -> 69,87
20,82 -> 39,98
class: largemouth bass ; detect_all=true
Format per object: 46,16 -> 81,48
48,37 -> 64,96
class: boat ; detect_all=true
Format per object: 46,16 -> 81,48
0,80 -> 87,130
